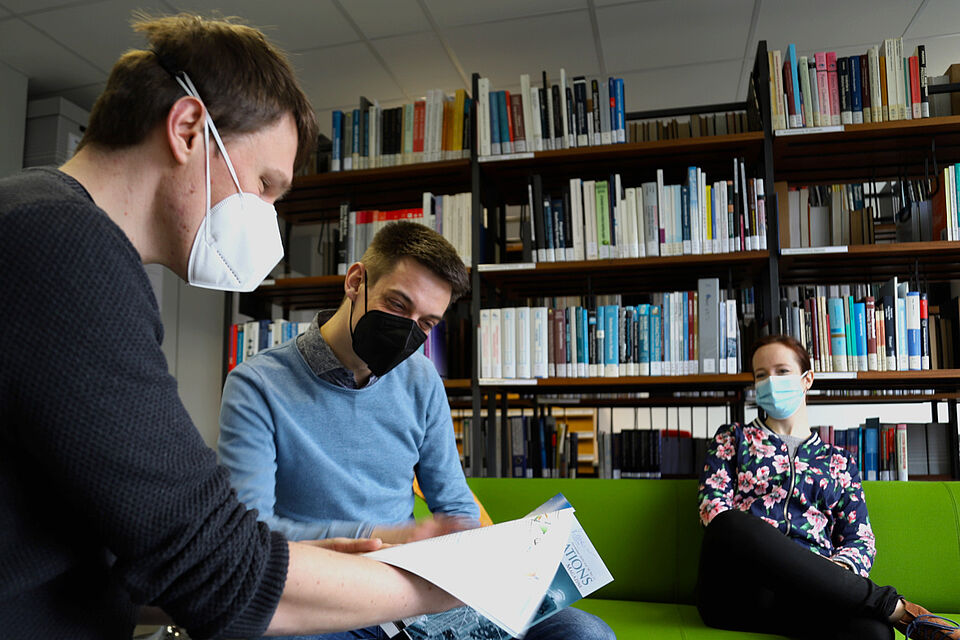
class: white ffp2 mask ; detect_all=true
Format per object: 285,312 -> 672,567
174,73 -> 283,292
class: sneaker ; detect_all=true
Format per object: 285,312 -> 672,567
896,599 -> 960,640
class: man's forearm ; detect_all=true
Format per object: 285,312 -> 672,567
265,541 -> 459,636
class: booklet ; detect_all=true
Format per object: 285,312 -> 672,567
367,493 -> 613,639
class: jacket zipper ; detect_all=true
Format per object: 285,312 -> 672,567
783,445 -> 796,535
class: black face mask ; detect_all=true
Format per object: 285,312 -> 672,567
350,272 -> 427,377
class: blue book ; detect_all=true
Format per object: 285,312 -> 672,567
834,428 -> 846,451
863,420 -> 879,481
497,91 -> 511,154
663,295 -> 671,374
853,302 -> 868,371
681,184 -> 691,253
578,307 -> 589,376
542,197 -> 555,256
596,305 -> 605,372
650,305 -> 662,374
489,92 -> 501,154
687,167 -> 699,254
604,304 -> 619,376
332,111 -> 343,170
258,319 -> 271,352
827,297 -> 848,372
615,78 -> 625,143
845,295 -> 855,370
608,77 -> 617,140
850,55 -> 863,123
236,327 -> 244,364
638,304 -> 650,375
786,44 -> 802,122
351,108 -> 361,156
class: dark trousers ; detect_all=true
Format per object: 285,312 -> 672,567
696,509 -> 902,640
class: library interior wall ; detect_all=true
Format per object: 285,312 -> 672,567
0,61 -> 27,179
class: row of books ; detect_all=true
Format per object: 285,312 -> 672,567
461,415 -> 582,479
811,419 -> 952,480
478,281 -> 753,381
477,71 -> 626,158
337,192 -> 472,274
597,430 -> 711,479
227,319 -> 312,371
331,90 -> 471,171
778,277 -> 946,373
627,111 -> 752,143
769,39 -> 931,132
521,159 -> 767,264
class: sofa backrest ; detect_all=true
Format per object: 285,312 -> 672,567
465,478 -> 960,610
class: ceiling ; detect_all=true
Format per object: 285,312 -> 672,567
1,0 -> 959,139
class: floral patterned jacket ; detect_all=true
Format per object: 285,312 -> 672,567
698,419 -> 876,577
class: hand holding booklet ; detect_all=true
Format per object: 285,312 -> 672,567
365,494 -> 613,639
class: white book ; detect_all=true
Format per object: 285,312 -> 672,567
520,74 -> 534,154
698,278 -> 720,375
570,178 -> 586,261
948,167 -> 957,241
516,307 -> 531,379
641,182 -> 659,256
529,86 -> 543,152
531,307 -> 549,378
624,187 -> 640,258
906,292 -> 921,371
726,299 -> 738,373
271,319 -> 284,348
720,180 -> 730,254
424,90 -> 435,161
490,308 -> 502,378
868,46 -> 883,122
655,170 -> 666,256
480,309 -> 492,379
243,321 -> 259,359
501,307 -> 516,379
635,186 -> 646,258
583,180 -> 598,260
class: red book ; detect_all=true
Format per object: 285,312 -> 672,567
413,100 -> 425,154
509,93 -> 526,152
910,55 -> 922,118
228,323 -> 238,371
554,305 -> 566,375
503,90 -> 515,145
865,296 -> 877,370
782,60 -> 798,125
860,54 -> 872,121
826,52 -> 840,124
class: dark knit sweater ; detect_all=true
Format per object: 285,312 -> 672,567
0,168 -> 288,639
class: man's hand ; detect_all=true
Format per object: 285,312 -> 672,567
372,516 -> 477,544
299,537 -> 386,554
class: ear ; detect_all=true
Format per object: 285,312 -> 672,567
802,370 -> 814,392
344,262 -> 365,302
166,96 -> 206,165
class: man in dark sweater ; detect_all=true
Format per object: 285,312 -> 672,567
0,13 -> 456,640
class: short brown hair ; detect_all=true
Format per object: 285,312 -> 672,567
750,334 -> 811,374
79,13 -> 318,172
361,222 -> 470,304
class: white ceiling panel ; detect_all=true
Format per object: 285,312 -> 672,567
340,0 -> 430,39
598,0 -> 754,74
23,0 -> 170,74
0,17 -> 104,93
447,10 -> 600,89
424,0 -> 585,29
904,33 -> 960,78
168,0 -> 359,52
904,0 -> 960,39
1,0 -> 101,12
620,59 -> 742,112
753,0 -> 922,60
294,41 -> 403,111
372,32 -> 466,98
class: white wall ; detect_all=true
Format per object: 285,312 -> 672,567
0,61 -> 27,178
146,264 -> 225,447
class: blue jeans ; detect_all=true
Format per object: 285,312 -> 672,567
288,605 -> 615,639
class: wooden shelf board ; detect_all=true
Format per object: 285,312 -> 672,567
779,241 -> 960,284
806,392 -> 960,404
480,374 -> 754,390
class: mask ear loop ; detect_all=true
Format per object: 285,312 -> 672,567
172,72 -> 244,200
349,266 -> 367,341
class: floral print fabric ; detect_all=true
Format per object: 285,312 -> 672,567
698,419 -> 876,577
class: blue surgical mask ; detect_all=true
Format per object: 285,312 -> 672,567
756,372 -> 810,419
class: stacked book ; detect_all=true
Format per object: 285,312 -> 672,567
227,319 -> 312,371
596,429 -> 711,480
778,277 -> 953,374
477,70 -> 627,159
769,39 -> 932,132
478,280 -> 755,381
517,159 -> 766,264
331,91 -> 471,171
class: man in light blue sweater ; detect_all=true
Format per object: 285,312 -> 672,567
219,222 -> 614,639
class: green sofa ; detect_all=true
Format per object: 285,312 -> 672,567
462,478 -> 960,639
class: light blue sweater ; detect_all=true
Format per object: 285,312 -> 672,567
218,339 -> 478,541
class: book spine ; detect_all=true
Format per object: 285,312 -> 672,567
488,90 -> 501,155
860,53 -> 872,123
910,55 -> 922,119
854,301 -> 867,371
865,296 -> 878,370
918,45 -> 929,118
827,52 -> 840,125
574,76 -> 589,147
510,93 -> 526,153
906,291 -> 921,370
850,54 -> 863,124
920,292 -> 930,370
828,297 -> 848,371
838,57 -> 852,124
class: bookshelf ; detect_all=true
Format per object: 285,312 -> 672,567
231,39 -> 960,480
